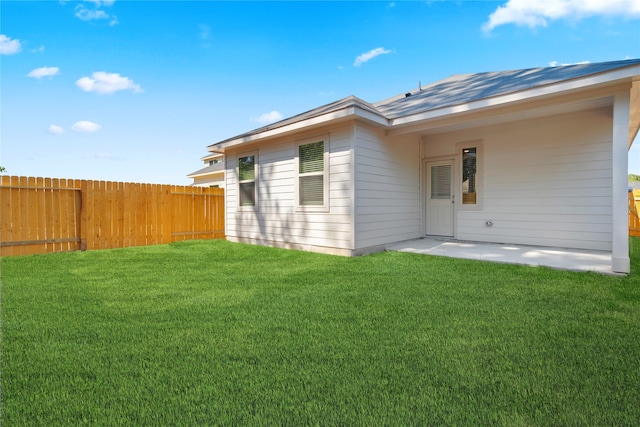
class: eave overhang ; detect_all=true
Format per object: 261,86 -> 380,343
386,65 -> 640,144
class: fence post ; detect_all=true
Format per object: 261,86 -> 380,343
80,180 -> 88,250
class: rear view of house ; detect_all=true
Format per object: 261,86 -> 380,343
200,59 -> 640,273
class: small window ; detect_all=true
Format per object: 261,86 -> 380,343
238,154 -> 256,207
298,140 -> 325,206
462,147 -> 477,205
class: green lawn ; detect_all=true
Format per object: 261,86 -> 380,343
2,239 -> 640,426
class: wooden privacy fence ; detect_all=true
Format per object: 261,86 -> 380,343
631,189 -> 640,237
1,176 -> 225,256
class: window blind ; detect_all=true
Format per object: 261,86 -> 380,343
239,182 -> 255,206
299,141 -> 324,174
299,175 -> 323,206
431,164 -> 451,199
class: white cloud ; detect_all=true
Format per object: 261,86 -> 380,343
48,125 -> 65,134
76,71 -> 142,94
75,7 -> 108,21
253,111 -> 283,125
483,0 -> 640,33
85,0 -> 115,6
31,45 -> 45,53
549,60 -> 591,66
72,121 -> 102,132
0,34 -> 22,55
27,66 -> 61,79
74,1 -> 117,24
353,47 -> 392,67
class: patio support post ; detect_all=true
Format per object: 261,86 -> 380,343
612,90 -> 631,273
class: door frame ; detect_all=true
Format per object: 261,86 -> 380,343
423,157 -> 457,237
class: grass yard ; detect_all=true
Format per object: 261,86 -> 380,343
2,239 -> 640,425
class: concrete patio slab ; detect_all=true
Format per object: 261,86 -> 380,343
385,237 -> 615,274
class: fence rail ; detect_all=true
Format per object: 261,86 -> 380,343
1,176 -> 224,256
631,189 -> 640,237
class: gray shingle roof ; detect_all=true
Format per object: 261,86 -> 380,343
374,59 -> 640,119
210,59 -> 640,148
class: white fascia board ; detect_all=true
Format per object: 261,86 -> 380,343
212,106 -> 388,151
390,65 -> 640,128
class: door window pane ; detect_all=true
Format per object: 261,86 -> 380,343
431,164 -> 451,199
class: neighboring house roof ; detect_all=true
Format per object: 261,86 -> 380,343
209,59 -> 640,151
201,152 -> 223,161
187,161 -> 225,178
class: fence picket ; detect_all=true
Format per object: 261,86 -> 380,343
630,190 -> 640,237
1,175 -> 225,256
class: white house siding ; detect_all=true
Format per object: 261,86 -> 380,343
423,107 -> 613,251
224,124 -> 355,255
353,122 -> 421,252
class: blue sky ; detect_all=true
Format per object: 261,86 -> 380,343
2,0 -> 639,184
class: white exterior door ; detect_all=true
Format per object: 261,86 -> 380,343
426,160 -> 454,237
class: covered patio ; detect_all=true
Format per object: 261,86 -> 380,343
386,237 -> 616,275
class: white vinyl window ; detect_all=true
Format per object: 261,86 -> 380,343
296,136 -> 328,211
458,142 -> 482,210
462,147 -> 477,205
238,154 -> 256,208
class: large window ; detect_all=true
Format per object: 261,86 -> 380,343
238,154 -> 256,207
297,138 -> 327,209
462,147 -> 477,205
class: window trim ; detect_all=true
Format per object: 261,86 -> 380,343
237,151 -> 258,211
295,135 -> 329,212
457,141 -> 483,211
